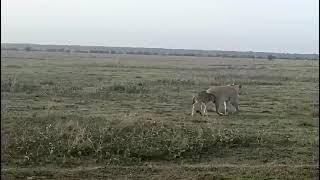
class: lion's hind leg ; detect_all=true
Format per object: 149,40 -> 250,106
215,100 -> 227,116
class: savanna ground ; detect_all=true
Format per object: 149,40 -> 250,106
1,50 -> 319,179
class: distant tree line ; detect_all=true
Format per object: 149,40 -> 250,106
1,44 -> 318,60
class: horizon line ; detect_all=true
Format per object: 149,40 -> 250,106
1,42 -> 319,55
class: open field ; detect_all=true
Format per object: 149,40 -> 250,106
1,50 -> 319,179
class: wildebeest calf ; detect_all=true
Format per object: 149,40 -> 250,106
191,91 -> 216,116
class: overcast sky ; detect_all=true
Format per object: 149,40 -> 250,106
1,0 -> 319,54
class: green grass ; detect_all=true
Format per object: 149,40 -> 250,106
1,50 -> 319,179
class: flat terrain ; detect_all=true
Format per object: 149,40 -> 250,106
1,50 -> 319,179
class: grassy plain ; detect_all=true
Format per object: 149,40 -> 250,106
1,50 -> 319,179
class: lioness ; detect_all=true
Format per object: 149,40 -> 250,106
206,84 -> 242,116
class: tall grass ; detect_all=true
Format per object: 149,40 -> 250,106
2,114 -> 262,166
